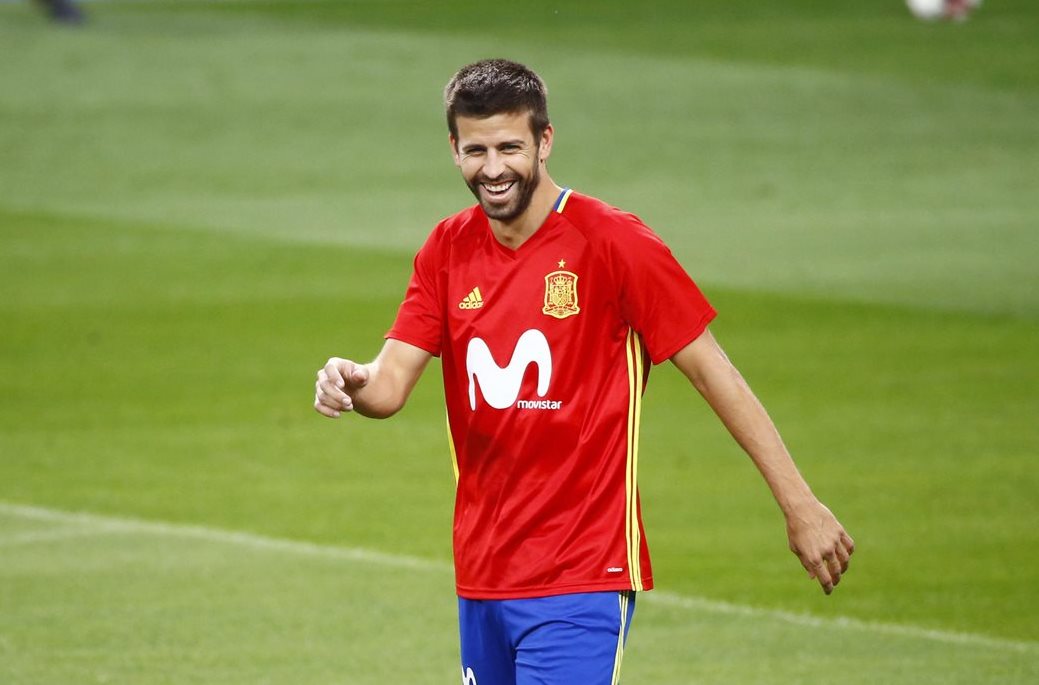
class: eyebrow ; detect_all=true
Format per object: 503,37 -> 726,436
461,139 -> 527,153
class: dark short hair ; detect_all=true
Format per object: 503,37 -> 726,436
444,59 -> 550,141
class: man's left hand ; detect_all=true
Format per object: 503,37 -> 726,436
786,501 -> 855,595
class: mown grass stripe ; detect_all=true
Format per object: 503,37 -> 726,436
2,500 -> 1034,655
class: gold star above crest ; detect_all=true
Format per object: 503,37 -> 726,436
557,259 -> 566,268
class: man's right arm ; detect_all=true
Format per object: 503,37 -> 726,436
314,339 -> 433,419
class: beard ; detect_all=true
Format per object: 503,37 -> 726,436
465,153 -> 541,223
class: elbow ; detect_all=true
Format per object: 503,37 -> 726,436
375,403 -> 405,420
354,390 -> 407,420
355,400 -> 404,420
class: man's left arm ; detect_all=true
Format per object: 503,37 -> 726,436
671,328 -> 855,595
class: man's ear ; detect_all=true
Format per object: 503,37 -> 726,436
538,124 -> 554,164
449,135 -> 461,167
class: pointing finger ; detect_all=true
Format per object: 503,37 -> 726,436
324,359 -> 346,389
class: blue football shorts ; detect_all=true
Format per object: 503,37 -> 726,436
458,590 -> 636,685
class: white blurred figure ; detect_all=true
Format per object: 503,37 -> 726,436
906,0 -> 982,22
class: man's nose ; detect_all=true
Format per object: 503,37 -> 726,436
483,151 -> 506,179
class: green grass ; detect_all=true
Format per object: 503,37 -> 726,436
1,1 -> 1037,683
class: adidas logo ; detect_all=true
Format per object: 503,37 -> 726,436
458,287 -> 484,310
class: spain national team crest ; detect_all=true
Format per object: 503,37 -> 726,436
542,268 -> 581,319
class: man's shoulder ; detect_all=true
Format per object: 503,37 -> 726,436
415,204 -> 484,256
561,191 -> 654,245
434,204 -> 485,238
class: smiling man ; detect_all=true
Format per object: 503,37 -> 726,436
314,59 -> 854,685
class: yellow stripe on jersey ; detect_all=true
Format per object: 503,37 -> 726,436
446,413 -> 459,484
624,331 -> 636,589
624,329 -> 645,591
632,333 -> 644,586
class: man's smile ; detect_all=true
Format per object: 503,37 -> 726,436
481,180 -> 517,198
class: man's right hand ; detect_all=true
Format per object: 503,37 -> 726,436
314,357 -> 370,418
312,340 -> 433,420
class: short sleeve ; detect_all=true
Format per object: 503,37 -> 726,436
385,227 -> 444,357
612,217 -> 716,364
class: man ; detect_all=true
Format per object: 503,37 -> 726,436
314,59 -> 853,684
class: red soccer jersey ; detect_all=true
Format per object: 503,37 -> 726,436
387,189 -> 716,599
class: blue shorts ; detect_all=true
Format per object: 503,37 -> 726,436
458,590 -> 636,685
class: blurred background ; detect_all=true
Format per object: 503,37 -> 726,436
1,1 -> 1036,683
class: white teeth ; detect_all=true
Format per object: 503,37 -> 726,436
483,181 -> 514,193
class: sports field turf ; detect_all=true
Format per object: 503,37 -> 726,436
1,1 -> 1037,683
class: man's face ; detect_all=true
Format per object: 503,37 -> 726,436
451,112 -> 552,222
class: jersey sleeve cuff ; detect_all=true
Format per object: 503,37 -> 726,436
384,330 -> 441,358
649,307 -> 717,365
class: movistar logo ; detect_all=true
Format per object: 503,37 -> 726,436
466,329 -> 560,411
516,399 -> 563,410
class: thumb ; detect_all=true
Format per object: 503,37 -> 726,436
349,364 -> 370,388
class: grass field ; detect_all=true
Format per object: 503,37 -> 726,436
1,1 -> 1037,683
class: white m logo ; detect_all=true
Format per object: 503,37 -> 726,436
466,329 -> 552,410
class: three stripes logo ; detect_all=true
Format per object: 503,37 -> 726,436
458,287 -> 484,310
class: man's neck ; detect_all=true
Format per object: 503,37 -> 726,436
488,177 -> 563,251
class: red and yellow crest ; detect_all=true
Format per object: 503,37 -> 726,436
542,269 -> 580,319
